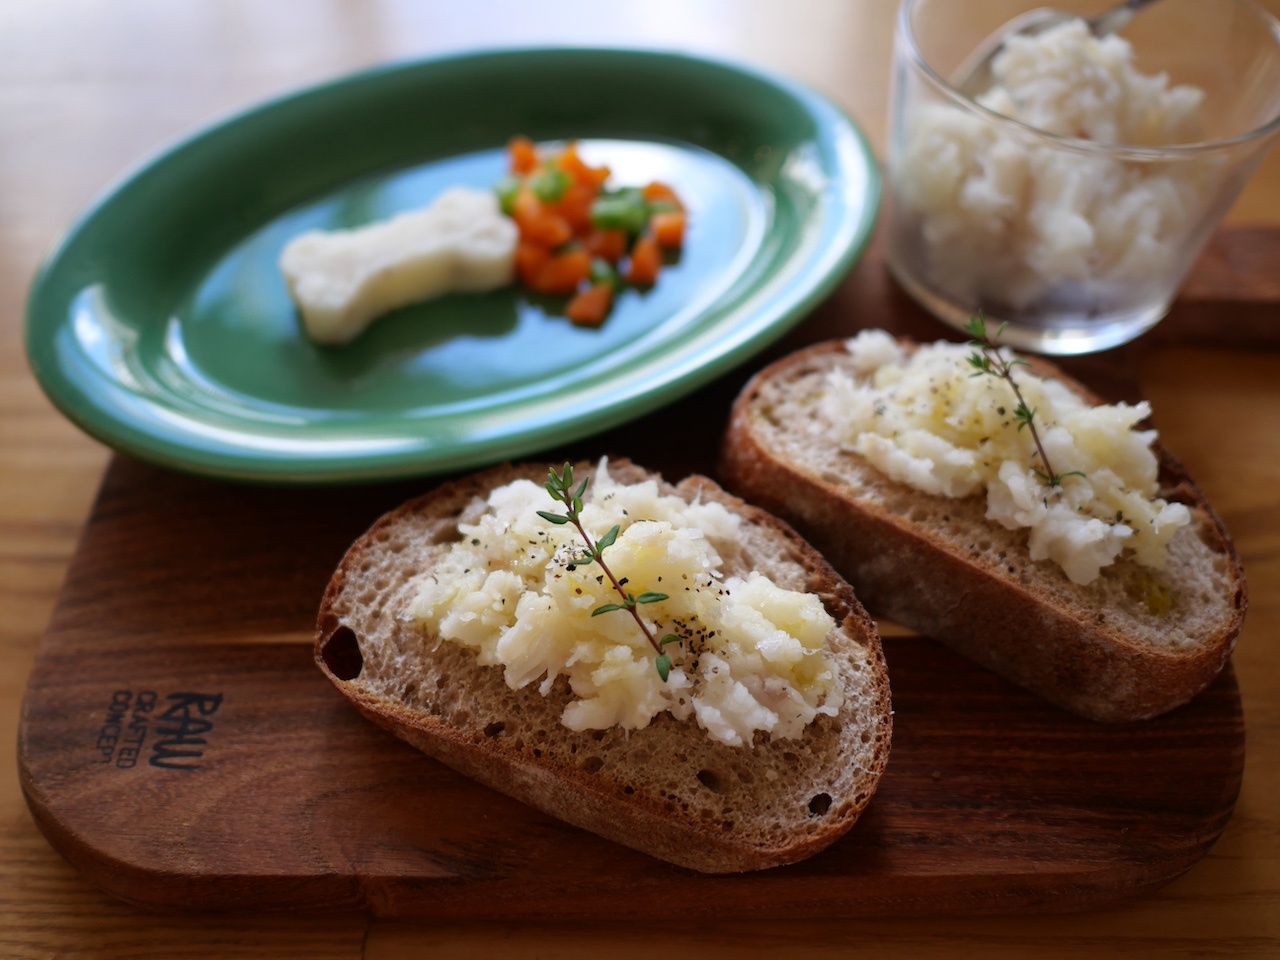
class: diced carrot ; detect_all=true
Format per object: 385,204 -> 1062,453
556,142 -> 611,189
531,213 -> 574,248
529,248 -> 592,295
501,138 -> 687,322
512,187 -> 542,226
552,182 -> 597,234
554,142 -> 589,181
513,188 -> 573,248
565,282 -> 614,327
650,210 -> 686,249
583,228 -> 628,263
583,164 -> 611,189
625,234 -> 662,286
514,241 -> 551,286
509,136 -> 540,175
642,181 -> 682,208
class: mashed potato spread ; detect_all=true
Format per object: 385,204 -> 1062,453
280,186 -> 517,345
823,330 -> 1191,585
407,461 -> 843,747
896,18 -> 1213,310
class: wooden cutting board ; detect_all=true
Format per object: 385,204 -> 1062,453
19,227 -> 1264,917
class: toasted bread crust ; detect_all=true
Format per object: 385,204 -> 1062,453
719,340 -> 1247,722
315,459 -> 892,873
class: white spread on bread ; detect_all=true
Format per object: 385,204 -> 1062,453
896,19 -> 1211,309
407,459 -> 843,746
821,329 -> 1190,585
279,186 -> 517,345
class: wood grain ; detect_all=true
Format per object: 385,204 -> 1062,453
17,455 -> 1245,916
15,214 -> 1259,916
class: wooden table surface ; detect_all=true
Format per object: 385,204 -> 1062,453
4,1 -> 1279,956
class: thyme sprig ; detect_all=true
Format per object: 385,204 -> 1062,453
963,313 -> 1085,489
538,463 -> 682,681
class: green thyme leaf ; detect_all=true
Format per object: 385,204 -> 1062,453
532,465 -> 681,684
596,525 -> 620,550
655,654 -> 672,682
963,312 -> 1084,491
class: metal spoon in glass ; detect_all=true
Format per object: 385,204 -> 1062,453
951,0 -> 1164,98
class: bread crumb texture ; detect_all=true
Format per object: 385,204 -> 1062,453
748,336 -> 1239,655
319,461 -> 891,865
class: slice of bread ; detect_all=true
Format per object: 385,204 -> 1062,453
720,339 -> 1247,723
314,459 -> 892,873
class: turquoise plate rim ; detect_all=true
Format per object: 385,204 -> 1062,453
25,46 -> 880,485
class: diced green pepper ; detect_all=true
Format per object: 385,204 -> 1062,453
590,191 -> 649,234
530,166 -> 572,202
494,174 -> 522,216
589,257 -> 619,289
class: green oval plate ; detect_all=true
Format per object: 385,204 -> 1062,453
25,48 -> 879,484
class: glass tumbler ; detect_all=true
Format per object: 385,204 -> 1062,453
885,0 -> 1280,354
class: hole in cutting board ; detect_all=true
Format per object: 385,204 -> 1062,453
321,626 -> 364,680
